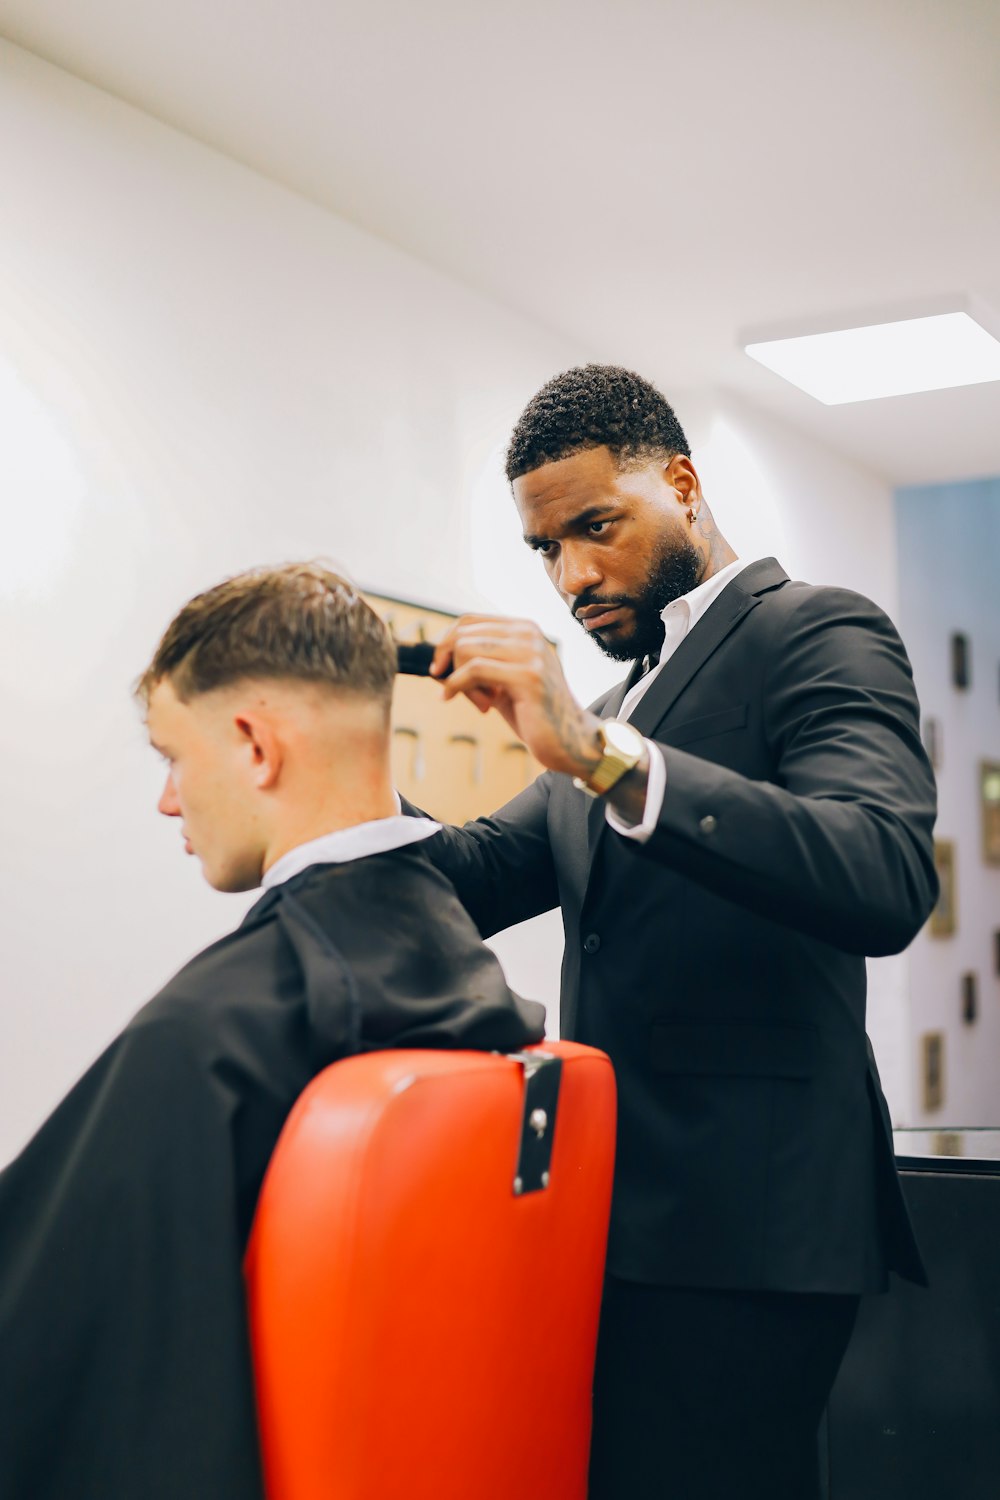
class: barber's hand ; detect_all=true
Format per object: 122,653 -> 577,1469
430,615 -> 603,781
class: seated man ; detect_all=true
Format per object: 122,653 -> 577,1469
0,562 -> 545,1500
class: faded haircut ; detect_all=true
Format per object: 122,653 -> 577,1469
136,562 -> 395,710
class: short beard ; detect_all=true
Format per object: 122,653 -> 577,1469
577,535 -> 703,663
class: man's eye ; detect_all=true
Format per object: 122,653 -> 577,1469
534,540 -> 556,556
588,520 -> 611,535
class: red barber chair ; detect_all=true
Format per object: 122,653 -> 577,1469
244,1041 -> 616,1500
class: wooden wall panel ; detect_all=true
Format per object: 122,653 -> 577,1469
364,592 -> 544,825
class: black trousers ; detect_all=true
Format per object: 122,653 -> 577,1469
589,1276 -> 860,1500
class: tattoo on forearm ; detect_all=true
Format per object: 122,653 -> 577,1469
542,664 -> 602,776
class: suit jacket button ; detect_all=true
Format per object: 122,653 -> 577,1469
699,814 -> 718,835
583,933 -> 601,954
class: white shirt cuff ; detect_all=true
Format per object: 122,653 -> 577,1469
605,740 -> 666,843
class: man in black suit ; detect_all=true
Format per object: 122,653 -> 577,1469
0,562 -> 544,1500
418,365 -> 938,1498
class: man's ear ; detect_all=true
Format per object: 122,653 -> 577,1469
234,713 -> 284,790
665,454 -> 700,506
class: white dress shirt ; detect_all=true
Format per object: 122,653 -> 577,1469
261,815 -> 442,891
606,557 -> 752,842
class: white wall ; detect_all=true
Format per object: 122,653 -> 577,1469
0,40 -> 911,1164
0,41 -> 601,1164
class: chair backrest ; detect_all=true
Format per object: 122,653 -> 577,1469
244,1040 -> 616,1500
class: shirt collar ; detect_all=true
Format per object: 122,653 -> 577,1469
659,556 -> 748,631
261,815 -> 442,891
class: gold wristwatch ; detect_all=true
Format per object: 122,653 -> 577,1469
572,718 -> 645,798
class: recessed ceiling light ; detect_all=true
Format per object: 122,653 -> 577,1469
743,296 -> 1000,405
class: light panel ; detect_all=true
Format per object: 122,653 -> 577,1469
745,310 -> 1000,405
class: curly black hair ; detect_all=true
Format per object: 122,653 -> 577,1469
505,364 -> 691,481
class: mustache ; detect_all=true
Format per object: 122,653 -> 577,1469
573,592 -> 635,620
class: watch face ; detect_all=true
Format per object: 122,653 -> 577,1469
602,719 -> 643,758
584,719 -> 642,795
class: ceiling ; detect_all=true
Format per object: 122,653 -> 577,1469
1,0 -> 998,485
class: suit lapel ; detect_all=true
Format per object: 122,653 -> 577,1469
627,582 -> 759,737
584,558 -> 787,859
597,656 -> 645,721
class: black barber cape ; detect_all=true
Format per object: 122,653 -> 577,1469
0,846 -> 545,1499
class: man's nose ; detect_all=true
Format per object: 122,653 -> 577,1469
158,772 -> 181,818
557,544 -> 603,602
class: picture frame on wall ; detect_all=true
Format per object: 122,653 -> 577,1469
950,632 -> 971,689
921,1031 -> 945,1113
921,716 -> 942,769
929,839 -> 956,937
980,761 -> 1000,866
961,972 -> 978,1026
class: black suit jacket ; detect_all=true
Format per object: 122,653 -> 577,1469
418,559 -> 938,1294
